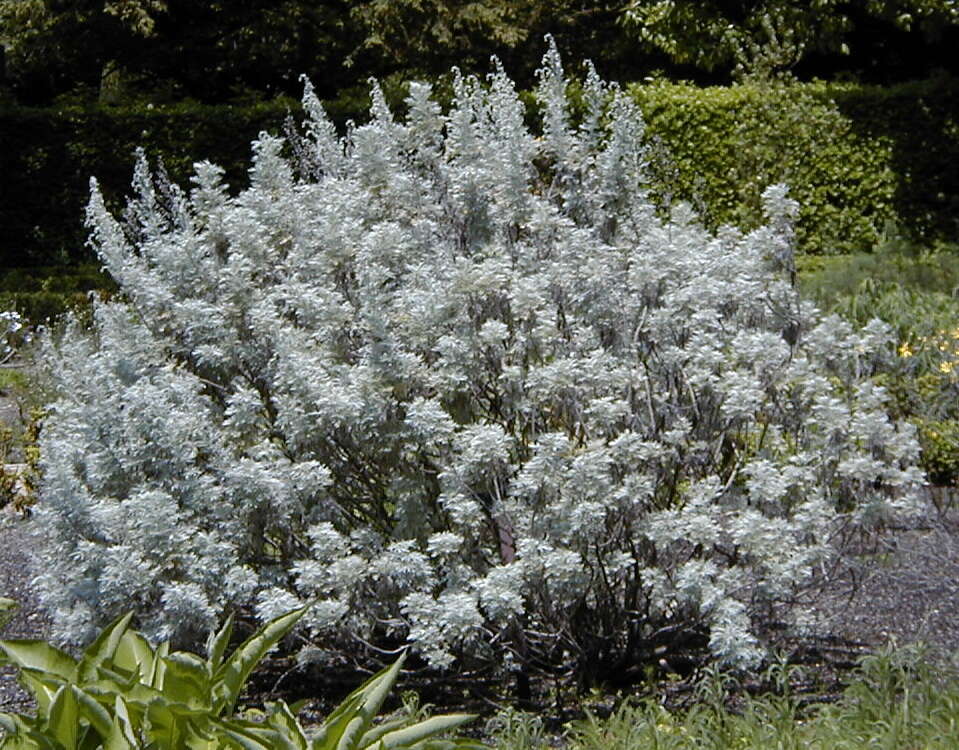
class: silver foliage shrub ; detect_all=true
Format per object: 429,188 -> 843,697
34,43 -> 923,677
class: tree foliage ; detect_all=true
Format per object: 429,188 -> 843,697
621,0 -> 959,75
0,0 -> 166,102
33,44 -> 922,685
3,0 -> 958,104
351,0 -> 534,72
0,0 -> 358,104
143,0 -> 357,102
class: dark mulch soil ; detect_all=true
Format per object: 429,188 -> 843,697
3,499 -> 959,720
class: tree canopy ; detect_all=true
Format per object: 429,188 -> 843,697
621,0 -> 959,79
3,0 -> 957,105
0,0 -> 167,102
0,0 -> 360,104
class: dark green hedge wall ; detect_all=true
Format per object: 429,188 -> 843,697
0,99 -> 302,267
2,76 -> 957,268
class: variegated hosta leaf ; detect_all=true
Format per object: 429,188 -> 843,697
0,609 -> 483,750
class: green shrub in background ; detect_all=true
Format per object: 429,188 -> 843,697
0,265 -> 116,325
0,265 -> 113,294
0,100 -> 302,267
800,238 -> 959,486
857,285 -> 959,487
0,605 -> 484,749
0,291 -> 92,325
0,406 -> 43,516
632,75 -> 959,256
2,75 -> 958,267
797,234 -> 959,301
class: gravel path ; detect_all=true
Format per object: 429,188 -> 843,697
809,509 -> 959,663
0,511 -> 51,713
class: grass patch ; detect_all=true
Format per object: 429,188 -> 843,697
488,646 -> 959,749
0,369 -> 30,393
797,231 -> 959,305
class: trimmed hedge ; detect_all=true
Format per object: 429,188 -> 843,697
1,76 -> 957,267
0,264 -> 114,322
0,99 -> 302,267
631,75 -> 959,255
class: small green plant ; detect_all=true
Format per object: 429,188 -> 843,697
812,645 -> 959,749
484,708 -> 548,750
16,409 -> 43,514
0,426 -> 15,495
0,605 -> 485,749
537,647 -> 959,750
0,599 -> 16,631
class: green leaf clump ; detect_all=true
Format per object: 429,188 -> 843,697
0,605 -> 483,750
